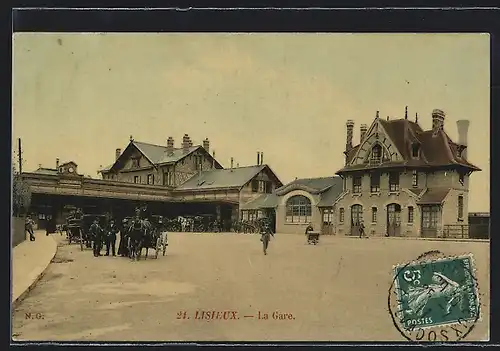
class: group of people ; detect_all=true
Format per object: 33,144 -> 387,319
88,218 -> 121,257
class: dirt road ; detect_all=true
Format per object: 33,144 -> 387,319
12,233 -> 490,342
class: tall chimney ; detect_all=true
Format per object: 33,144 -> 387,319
346,120 -> 355,152
182,134 -> 189,153
115,148 -> 121,161
432,109 -> 446,134
360,124 -> 368,142
230,157 -> 234,169
203,138 -> 210,153
166,137 -> 174,155
457,120 -> 470,159
260,152 -> 264,165
56,158 -> 60,169
257,151 -> 260,165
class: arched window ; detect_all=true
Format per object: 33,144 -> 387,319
370,144 -> 382,163
285,195 -> 312,223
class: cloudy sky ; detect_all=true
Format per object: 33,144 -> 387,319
12,33 -> 489,211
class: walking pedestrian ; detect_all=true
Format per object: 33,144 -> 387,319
26,216 -> 35,241
359,220 -> 367,238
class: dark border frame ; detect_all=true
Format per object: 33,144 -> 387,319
6,6 -> 499,349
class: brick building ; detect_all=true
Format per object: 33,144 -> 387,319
334,108 -> 481,238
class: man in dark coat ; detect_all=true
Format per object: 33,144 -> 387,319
90,219 -> 103,257
105,219 -> 119,256
118,218 -> 130,257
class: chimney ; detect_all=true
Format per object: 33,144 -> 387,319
257,151 -> 260,165
115,148 -> 121,161
56,158 -> 60,169
182,134 -> 190,153
203,138 -> 210,153
237,163 -> 240,167
345,120 -> 354,152
360,124 -> 368,142
166,137 -> 174,155
432,109 -> 446,134
188,137 -> 193,147
260,152 -> 264,165
457,120 -> 470,158
230,157 -> 234,169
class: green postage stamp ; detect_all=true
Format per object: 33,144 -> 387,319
389,251 -> 481,342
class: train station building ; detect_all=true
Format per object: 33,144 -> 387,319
23,134 -> 283,231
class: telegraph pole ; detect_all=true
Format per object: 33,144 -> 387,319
18,138 -> 22,174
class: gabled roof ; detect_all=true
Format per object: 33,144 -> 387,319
316,178 -> 345,207
174,164 -> 283,191
338,118 -> 481,174
60,161 -> 77,167
417,188 -> 451,205
241,193 -> 279,210
105,140 -> 224,173
275,176 -> 342,196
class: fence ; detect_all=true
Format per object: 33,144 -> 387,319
442,224 -> 489,240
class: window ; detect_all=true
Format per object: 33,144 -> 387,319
251,180 -> 259,192
249,210 -> 257,221
408,206 -> 414,223
422,205 -> 439,229
147,174 -> 154,185
258,180 -> 265,192
163,172 -> 174,186
285,195 -> 312,223
458,172 -> 465,186
265,181 -> 273,194
370,144 -> 382,163
411,143 -> 420,158
131,158 -> 140,168
339,208 -> 345,223
389,172 -> 400,192
458,196 -> 464,219
371,207 -> 377,223
323,209 -> 333,224
134,176 -> 140,184
412,170 -> 418,187
352,175 -> 362,193
241,211 -> 248,221
370,172 -> 380,193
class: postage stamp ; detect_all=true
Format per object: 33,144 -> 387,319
388,250 -> 481,342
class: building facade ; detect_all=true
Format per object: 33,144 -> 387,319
334,108 -> 481,238
241,176 -> 344,235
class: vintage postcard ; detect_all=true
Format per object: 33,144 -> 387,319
11,32 -> 490,343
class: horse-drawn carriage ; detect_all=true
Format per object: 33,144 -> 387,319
123,213 -> 168,261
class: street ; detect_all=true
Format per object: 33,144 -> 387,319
12,233 -> 490,342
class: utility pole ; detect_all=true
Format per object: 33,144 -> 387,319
18,138 -> 22,174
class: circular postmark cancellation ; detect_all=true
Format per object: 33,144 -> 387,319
388,250 -> 481,342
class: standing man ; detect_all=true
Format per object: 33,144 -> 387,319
105,219 -> 119,256
90,219 -> 103,257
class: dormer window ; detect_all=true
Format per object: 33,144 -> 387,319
411,143 -> 420,158
370,144 -> 382,164
131,158 -> 140,168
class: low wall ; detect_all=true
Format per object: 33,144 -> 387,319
12,216 -> 26,247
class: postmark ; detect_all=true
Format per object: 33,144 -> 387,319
388,250 -> 481,342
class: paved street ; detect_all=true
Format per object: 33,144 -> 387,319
12,233 -> 490,342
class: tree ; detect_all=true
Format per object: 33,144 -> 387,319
12,162 -> 31,217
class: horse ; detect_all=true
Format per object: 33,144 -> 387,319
139,219 -> 158,259
127,218 -> 147,261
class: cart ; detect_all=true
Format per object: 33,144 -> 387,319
307,231 -> 320,245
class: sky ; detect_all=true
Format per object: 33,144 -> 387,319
12,33 -> 490,212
